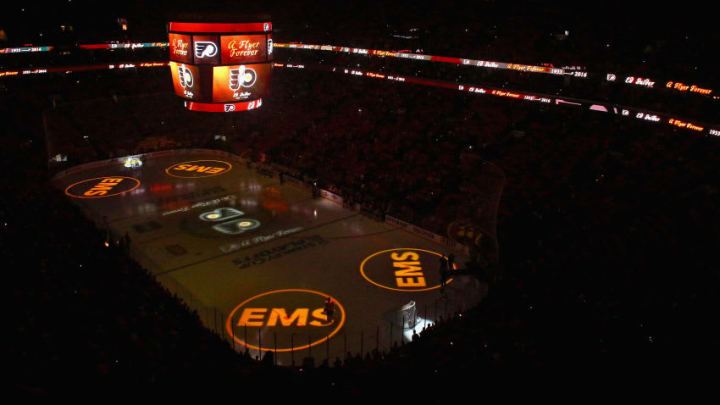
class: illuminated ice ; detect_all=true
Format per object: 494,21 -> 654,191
54,150 -> 485,364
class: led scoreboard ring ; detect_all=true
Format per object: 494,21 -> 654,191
168,15 -> 272,113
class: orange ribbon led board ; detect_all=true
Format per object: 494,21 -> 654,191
226,289 -> 345,352
65,176 -> 141,199
360,248 -> 456,292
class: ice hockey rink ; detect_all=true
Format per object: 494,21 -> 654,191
53,149 -> 487,365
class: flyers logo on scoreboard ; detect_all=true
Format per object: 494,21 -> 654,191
229,65 -> 257,90
194,41 -> 218,58
192,35 -> 220,64
170,62 -> 203,100
212,64 -> 269,103
177,64 -> 194,88
224,104 -> 236,112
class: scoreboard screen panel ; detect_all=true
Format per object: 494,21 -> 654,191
212,63 -> 270,102
169,62 -> 207,100
169,33 -> 192,64
192,35 -> 220,65
220,34 -> 268,64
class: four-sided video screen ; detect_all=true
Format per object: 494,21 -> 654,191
168,21 -> 272,112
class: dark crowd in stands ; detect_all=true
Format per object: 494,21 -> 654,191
3,0 -> 720,397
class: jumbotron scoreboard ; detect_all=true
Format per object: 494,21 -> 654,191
168,18 -> 272,112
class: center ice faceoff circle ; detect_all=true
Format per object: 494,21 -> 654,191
198,207 -> 261,235
165,159 -> 232,178
199,207 -> 244,222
